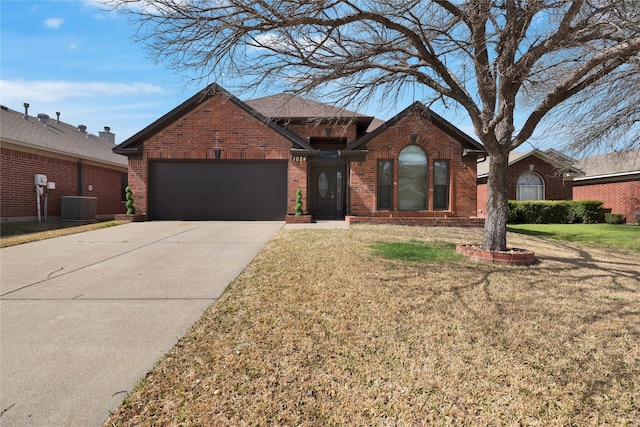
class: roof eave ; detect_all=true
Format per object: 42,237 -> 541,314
574,170 -> 640,181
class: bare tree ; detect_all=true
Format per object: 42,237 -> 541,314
542,57 -> 640,156
106,0 -> 640,251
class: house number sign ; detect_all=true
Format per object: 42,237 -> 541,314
292,155 -> 307,162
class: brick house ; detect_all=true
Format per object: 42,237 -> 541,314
113,84 -> 486,226
573,149 -> 640,223
476,149 -> 582,218
1,105 -> 128,221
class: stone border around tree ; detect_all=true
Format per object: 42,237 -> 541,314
456,244 -> 535,266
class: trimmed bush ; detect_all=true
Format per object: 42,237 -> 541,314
125,186 -> 136,215
604,213 -> 626,224
568,200 -> 602,224
507,200 -> 603,224
295,188 -> 304,216
507,201 -> 521,224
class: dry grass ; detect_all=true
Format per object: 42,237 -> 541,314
0,221 -> 122,248
104,225 -> 639,426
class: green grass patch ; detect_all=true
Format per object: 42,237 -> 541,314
371,239 -> 463,262
507,223 -> 640,251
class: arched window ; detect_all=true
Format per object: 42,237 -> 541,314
398,145 -> 427,210
516,171 -> 545,200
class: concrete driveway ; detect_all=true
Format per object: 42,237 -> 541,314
0,221 -> 284,426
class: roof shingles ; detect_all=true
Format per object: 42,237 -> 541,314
574,149 -> 640,178
1,106 -> 127,168
244,93 -> 370,120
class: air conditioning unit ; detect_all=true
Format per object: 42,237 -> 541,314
35,174 -> 48,186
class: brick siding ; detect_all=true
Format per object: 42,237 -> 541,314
82,163 -> 126,216
347,216 -> 484,227
574,179 -> 640,223
508,157 -> 573,200
349,112 -> 479,221
133,93 -> 298,215
1,147 -> 125,220
126,93 -> 483,225
476,155 -> 574,218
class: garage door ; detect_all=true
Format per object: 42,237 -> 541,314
151,161 -> 288,220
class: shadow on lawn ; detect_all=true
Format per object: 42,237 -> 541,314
481,239 -> 639,417
506,226 -> 554,237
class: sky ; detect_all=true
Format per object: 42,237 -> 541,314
0,0 -> 491,147
0,0 -> 575,152
1,0 -> 195,143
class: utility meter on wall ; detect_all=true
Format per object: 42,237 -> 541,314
35,174 -> 48,186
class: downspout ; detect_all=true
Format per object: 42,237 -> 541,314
77,161 -> 84,196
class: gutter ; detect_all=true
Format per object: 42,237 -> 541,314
574,170 -> 640,182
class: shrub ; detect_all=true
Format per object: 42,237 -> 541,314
295,188 -> 304,216
125,186 -> 136,215
507,201 -> 521,223
568,200 -> 602,224
506,200 -> 603,224
604,213 -> 626,224
507,201 -> 569,224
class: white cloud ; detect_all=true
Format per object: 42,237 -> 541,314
0,80 -> 164,104
0,79 -> 173,142
44,18 -> 64,29
69,43 -> 78,49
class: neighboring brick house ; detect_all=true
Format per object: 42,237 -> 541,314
113,84 -> 487,226
1,105 -> 128,221
573,149 -> 640,223
476,149 -> 582,218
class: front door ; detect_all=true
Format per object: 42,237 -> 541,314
310,164 -> 345,219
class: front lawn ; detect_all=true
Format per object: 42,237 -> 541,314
103,225 -> 640,426
508,223 -> 640,251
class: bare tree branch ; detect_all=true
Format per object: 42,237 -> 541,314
103,0 -> 640,251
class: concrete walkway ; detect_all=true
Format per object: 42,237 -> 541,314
0,221 -> 284,426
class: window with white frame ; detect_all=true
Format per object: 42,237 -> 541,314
516,171 -> 544,200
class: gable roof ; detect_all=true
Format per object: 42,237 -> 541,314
113,84 -> 313,155
346,101 -> 486,153
0,105 -> 127,168
476,149 -> 583,179
245,93 -> 375,138
245,93 -> 370,120
574,148 -> 640,181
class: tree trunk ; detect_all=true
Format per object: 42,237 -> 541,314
482,151 -> 510,251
